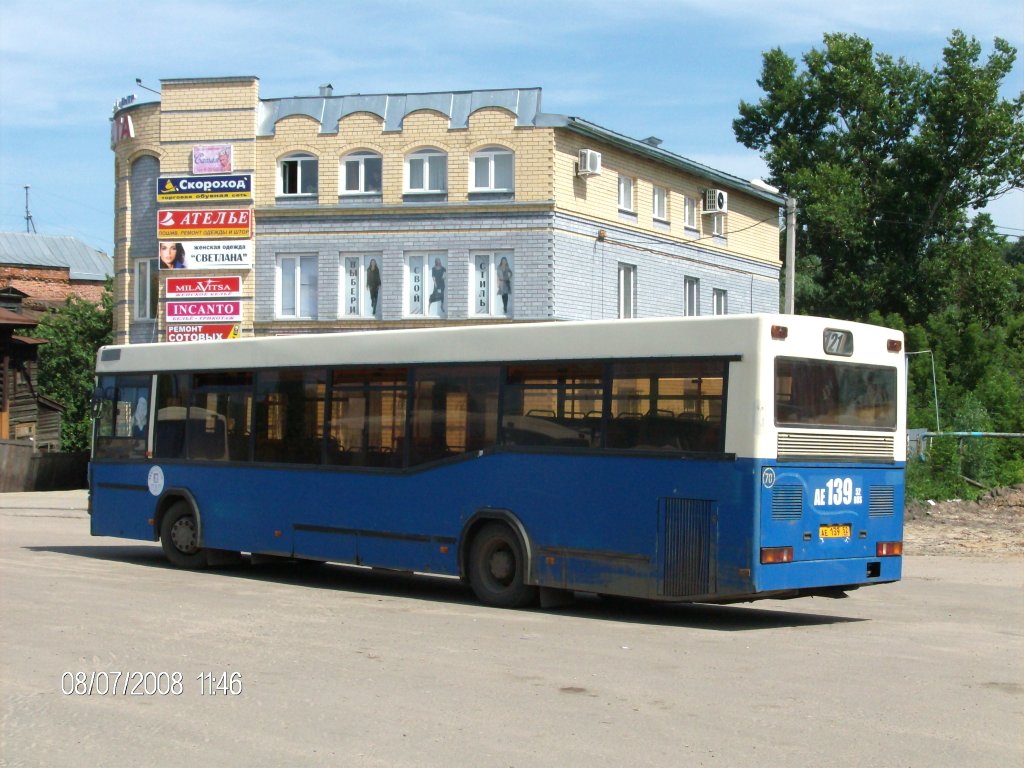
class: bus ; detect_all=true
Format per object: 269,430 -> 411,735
89,314 -> 906,608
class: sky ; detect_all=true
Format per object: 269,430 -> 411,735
0,0 -> 1021,257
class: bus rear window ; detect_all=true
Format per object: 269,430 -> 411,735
775,358 -> 896,429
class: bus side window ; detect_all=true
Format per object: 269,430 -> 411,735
608,360 -> 726,452
92,374 -> 152,460
255,370 -> 326,465
410,366 -> 499,466
328,368 -> 407,469
154,374 -> 190,459
500,363 -> 602,449
190,372 -> 253,462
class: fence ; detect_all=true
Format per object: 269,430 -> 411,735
0,441 -> 89,492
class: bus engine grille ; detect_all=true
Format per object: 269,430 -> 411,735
777,433 -> 895,462
660,498 -> 717,598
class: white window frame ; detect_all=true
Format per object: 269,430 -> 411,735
713,288 -> 728,315
683,196 -> 698,229
618,175 -> 635,212
278,153 -> 318,197
276,254 -> 318,319
471,251 -> 514,317
469,146 -> 514,192
712,213 -> 726,238
341,253 -> 384,319
340,151 -> 382,195
134,258 -> 158,321
653,185 -> 668,222
404,251 -> 448,318
684,276 -> 700,317
618,263 -> 636,319
405,149 -> 448,193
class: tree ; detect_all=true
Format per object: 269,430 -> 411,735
29,282 -> 113,451
735,32 -> 1024,496
734,31 -> 1024,323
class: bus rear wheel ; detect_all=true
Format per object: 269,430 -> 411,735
468,523 -> 538,608
160,501 -> 207,569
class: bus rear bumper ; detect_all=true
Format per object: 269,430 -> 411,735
755,555 -> 902,594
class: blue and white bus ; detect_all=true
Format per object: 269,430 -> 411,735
89,314 -> 906,608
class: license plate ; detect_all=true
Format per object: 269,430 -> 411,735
820,524 -> 852,539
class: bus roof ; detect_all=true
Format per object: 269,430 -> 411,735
95,314 -> 901,374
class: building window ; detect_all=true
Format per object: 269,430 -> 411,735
340,151 -> 382,194
278,154 -> 318,196
618,175 -> 635,212
712,213 -> 726,238
134,258 -> 158,320
470,146 -> 514,192
713,288 -> 728,315
342,253 -> 384,319
618,263 -> 636,318
684,277 -> 700,316
405,149 -> 447,193
405,252 -> 447,318
653,186 -> 668,221
277,255 -> 318,318
684,196 -> 698,229
472,251 -> 514,317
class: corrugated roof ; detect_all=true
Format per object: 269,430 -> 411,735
0,231 -> 112,281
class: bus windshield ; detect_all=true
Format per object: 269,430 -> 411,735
775,357 -> 897,429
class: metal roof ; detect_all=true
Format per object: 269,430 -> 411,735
0,232 -> 112,281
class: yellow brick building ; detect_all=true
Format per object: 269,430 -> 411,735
111,77 -> 784,343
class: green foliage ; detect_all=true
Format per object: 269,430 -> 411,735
906,437 -> 968,500
735,30 -> 1024,325
736,31 -> 1024,499
29,282 -> 113,451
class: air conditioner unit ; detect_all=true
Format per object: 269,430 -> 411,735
577,149 -> 602,177
703,188 -> 728,214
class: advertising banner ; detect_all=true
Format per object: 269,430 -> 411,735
159,240 -> 253,270
165,276 -> 242,299
166,324 -> 240,343
157,174 -> 252,202
192,144 -> 233,175
166,300 -> 242,323
157,209 -> 252,240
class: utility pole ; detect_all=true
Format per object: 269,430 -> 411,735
24,186 -> 36,234
784,196 -> 796,314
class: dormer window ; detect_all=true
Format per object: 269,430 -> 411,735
341,151 -> 382,194
470,146 -> 514,192
279,153 -> 318,196
405,148 -> 447,193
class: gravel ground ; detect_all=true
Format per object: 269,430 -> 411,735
905,485 -> 1024,557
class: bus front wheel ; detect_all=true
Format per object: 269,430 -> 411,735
160,502 -> 207,569
468,523 -> 538,608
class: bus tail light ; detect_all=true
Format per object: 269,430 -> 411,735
887,339 -> 902,353
876,541 -> 903,557
771,325 -> 788,340
761,546 -> 793,564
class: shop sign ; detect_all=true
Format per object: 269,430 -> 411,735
166,324 -> 240,343
157,209 -> 252,240
166,301 -> 242,323
165,276 -> 242,299
157,174 -> 252,202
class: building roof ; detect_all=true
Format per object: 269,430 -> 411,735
0,306 -> 41,327
251,85 -> 784,205
0,232 -> 112,281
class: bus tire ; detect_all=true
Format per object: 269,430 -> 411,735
160,501 -> 207,569
468,523 -> 538,609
